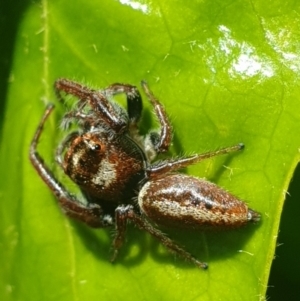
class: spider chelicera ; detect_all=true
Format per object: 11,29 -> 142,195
30,79 -> 260,269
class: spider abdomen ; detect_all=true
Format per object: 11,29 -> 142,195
138,174 -> 260,228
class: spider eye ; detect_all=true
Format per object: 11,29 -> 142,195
93,144 -> 101,151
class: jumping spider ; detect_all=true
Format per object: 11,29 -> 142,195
30,79 -> 260,269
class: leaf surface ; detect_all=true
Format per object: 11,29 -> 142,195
1,1 -> 300,300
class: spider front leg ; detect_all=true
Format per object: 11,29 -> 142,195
29,104 -> 108,228
55,78 -> 127,132
104,83 -> 143,125
111,205 -> 208,269
55,79 -> 143,133
141,81 -> 172,154
55,131 -> 79,167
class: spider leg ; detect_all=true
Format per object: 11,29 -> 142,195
29,104 -> 107,228
104,83 -> 143,125
141,81 -> 172,154
146,143 -> 244,179
55,131 -> 79,167
54,78 -> 128,132
111,205 -> 208,269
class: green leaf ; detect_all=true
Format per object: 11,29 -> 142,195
1,0 -> 300,300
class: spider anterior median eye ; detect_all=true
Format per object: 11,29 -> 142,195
93,144 -> 101,151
